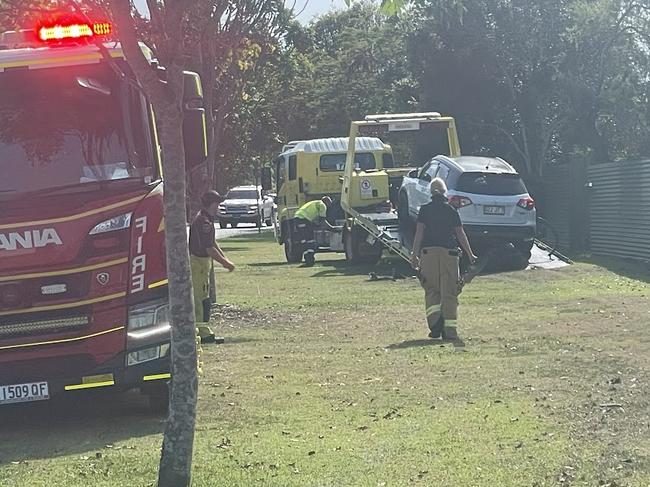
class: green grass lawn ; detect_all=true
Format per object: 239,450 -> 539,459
1,232 -> 649,486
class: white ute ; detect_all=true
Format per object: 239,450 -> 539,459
218,185 -> 274,228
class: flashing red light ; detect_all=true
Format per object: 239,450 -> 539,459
37,21 -> 112,42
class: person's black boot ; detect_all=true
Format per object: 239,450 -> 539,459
428,316 -> 445,339
304,250 -> 315,267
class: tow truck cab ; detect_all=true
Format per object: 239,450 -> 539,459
0,19 -> 207,408
263,137 -> 398,263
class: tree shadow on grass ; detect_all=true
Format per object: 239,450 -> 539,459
581,255 -> 650,284
248,261 -> 294,268
220,336 -> 258,345
217,246 -> 253,252
309,259 -> 415,279
386,336 -> 466,350
0,389 -> 164,466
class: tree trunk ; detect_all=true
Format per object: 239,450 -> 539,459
154,95 -> 198,487
107,3 -> 199,485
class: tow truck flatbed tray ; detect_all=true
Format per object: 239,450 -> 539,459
359,212 -> 399,226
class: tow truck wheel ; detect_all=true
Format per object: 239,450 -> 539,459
345,227 -> 382,265
512,240 -> 533,269
284,235 -> 303,263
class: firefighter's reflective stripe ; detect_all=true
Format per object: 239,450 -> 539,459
426,304 -> 441,316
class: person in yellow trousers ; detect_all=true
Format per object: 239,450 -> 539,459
189,190 -> 235,344
411,178 -> 477,339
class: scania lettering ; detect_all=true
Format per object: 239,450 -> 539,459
0,17 -> 208,410
0,228 -> 63,251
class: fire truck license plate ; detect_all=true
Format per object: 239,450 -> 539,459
0,382 -> 49,405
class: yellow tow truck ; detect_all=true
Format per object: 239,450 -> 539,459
262,136 -> 409,264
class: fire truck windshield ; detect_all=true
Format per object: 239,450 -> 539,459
0,63 -> 155,195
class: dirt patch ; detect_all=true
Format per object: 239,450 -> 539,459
210,303 -> 300,329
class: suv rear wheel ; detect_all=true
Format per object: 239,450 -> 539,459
397,192 -> 411,228
143,382 -> 169,414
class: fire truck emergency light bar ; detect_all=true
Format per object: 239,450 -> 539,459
38,21 -> 112,42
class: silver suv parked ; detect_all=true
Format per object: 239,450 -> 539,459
398,155 -> 536,260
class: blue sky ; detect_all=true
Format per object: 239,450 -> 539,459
132,0 -> 347,24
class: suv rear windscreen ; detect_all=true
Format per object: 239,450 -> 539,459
456,172 -> 527,196
320,153 -> 376,172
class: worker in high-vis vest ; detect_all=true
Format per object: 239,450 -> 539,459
189,190 -> 235,344
411,178 -> 477,339
293,196 -> 335,266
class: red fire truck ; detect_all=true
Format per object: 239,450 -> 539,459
0,18 -> 207,409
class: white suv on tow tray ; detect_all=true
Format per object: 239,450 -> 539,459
218,185 -> 274,228
398,155 -> 536,261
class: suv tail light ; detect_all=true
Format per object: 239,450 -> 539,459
448,195 -> 473,209
517,197 -> 535,210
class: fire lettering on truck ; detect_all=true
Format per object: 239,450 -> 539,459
131,217 -> 147,293
0,228 -> 62,251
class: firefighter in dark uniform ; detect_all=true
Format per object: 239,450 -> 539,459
189,190 -> 235,343
411,178 -> 477,339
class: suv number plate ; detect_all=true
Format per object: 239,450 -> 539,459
483,205 -> 505,215
0,382 -> 49,405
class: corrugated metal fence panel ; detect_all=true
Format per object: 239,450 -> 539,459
588,159 -> 650,261
540,165 -> 571,251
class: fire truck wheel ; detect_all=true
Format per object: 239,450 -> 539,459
145,383 -> 169,414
